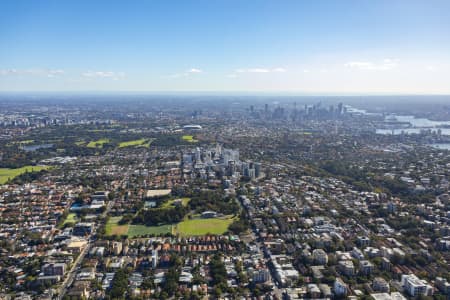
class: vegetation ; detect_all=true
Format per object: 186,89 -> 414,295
118,138 -> 152,148
320,160 -> 413,196
86,138 -> 110,148
0,166 -> 51,184
182,135 -> 198,143
159,197 -> 190,209
105,217 -> 129,236
228,214 -> 250,234
133,206 -> 188,226
130,190 -> 241,236
175,215 -> 235,236
161,255 -> 182,297
107,268 -> 129,298
189,191 -> 240,215
62,213 -> 78,226
105,216 -> 173,237
152,134 -> 194,146
127,224 -> 172,237
209,254 -> 227,297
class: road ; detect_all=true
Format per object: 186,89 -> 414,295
57,196 -> 116,299
56,239 -> 90,299
252,232 -> 283,299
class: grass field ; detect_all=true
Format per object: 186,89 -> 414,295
105,216 -> 129,236
10,140 -> 35,145
182,135 -> 198,143
105,216 -> 172,237
0,165 -> 51,184
105,207 -> 234,238
174,215 -> 235,236
127,224 -> 172,237
160,198 -> 190,209
118,138 -> 152,148
63,213 -> 78,225
86,138 -> 110,148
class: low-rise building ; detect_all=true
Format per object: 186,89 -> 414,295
401,274 -> 433,297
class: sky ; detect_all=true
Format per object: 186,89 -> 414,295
1,0 -> 450,94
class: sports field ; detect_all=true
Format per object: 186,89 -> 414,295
160,197 -> 190,209
0,165 -> 51,184
127,224 -> 173,237
105,216 -> 172,237
174,215 -> 235,236
182,135 -> 198,143
105,217 -> 129,236
86,138 -> 110,148
118,138 -> 152,148
105,209 -> 235,237
11,140 -> 35,145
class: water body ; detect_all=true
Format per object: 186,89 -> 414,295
376,128 -> 450,135
393,115 -> 450,128
22,143 -> 54,151
345,106 -> 382,116
428,143 -> 450,150
347,105 -> 450,134
376,115 -> 450,135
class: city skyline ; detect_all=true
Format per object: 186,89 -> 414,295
1,0 -> 450,94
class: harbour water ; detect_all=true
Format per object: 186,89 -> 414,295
428,143 -> 450,150
376,115 -> 450,136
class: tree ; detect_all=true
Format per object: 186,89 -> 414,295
108,268 -> 129,299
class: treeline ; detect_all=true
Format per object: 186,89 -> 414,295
0,148 -> 43,168
107,268 -> 129,299
162,255 -> 182,298
133,206 -> 188,226
189,191 -> 240,215
151,133 -> 194,147
10,169 -> 50,184
132,189 -> 242,226
319,160 -> 411,196
228,212 -> 250,234
209,254 -> 228,297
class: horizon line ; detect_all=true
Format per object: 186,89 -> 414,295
1,91 -> 450,97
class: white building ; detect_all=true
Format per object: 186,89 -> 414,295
401,274 -> 433,297
151,249 -> 158,268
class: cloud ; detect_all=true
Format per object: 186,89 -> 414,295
228,67 -> 287,78
345,59 -> 399,71
235,67 -> 286,73
46,70 -> 65,77
236,68 -> 269,73
0,68 -> 65,77
82,71 -> 125,80
272,67 -> 287,73
187,68 -> 202,73
166,67 -> 203,78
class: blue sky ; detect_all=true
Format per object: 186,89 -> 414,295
1,0 -> 450,94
